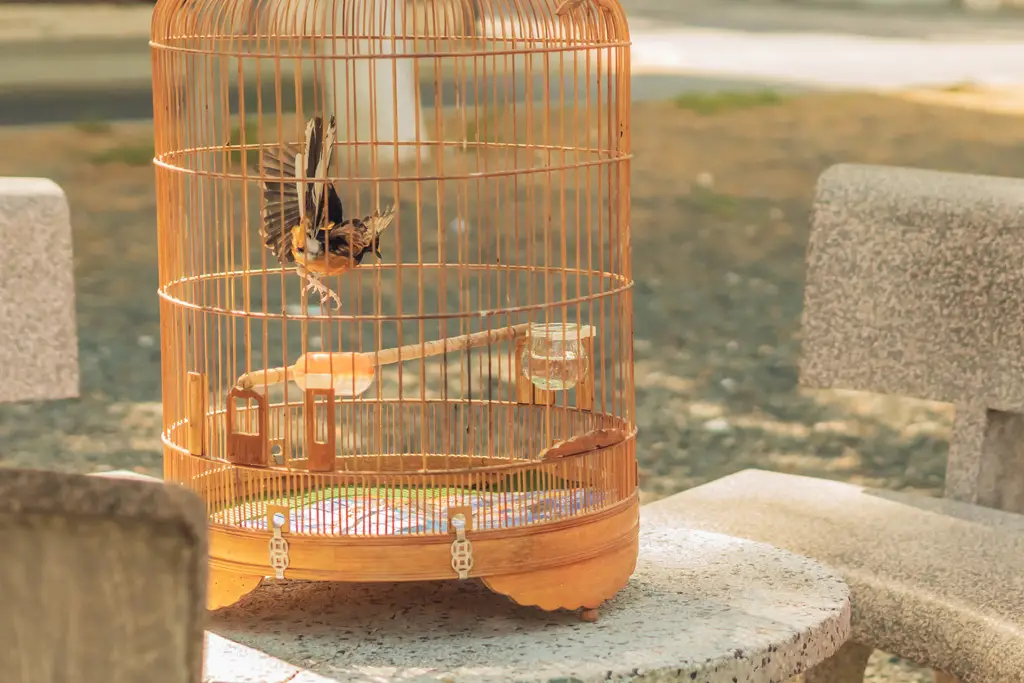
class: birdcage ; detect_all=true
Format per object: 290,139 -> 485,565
151,0 -> 635,620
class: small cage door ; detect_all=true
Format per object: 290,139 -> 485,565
226,387 -> 269,467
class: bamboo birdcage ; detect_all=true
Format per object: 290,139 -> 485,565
151,0 -> 635,619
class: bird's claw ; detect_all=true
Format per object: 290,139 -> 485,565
305,276 -> 342,310
322,290 -> 342,310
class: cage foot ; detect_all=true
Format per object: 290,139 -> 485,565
481,533 -> 637,615
208,566 -> 263,611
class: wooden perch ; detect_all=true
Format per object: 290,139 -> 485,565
236,323 -> 531,392
538,427 -> 628,461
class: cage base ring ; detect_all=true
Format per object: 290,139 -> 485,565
481,527 -> 638,616
205,495 -> 638,613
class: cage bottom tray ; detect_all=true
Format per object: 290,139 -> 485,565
206,488 -> 640,619
222,487 -> 605,535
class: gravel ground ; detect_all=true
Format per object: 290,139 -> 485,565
4,91 -> 1024,682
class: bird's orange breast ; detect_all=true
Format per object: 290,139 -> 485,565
288,226 -> 354,276
298,258 -> 352,276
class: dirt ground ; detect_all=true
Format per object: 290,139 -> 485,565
4,90 -> 1024,681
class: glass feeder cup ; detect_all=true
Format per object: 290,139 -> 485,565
521,323 -> 589,391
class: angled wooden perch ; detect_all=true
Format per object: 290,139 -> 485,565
236,323 -> 531,394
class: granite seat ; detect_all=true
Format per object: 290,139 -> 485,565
662,164 -> 1024,683
0,177 -> 78,403
0,468 -> 208,683
649,469 -> 1024,683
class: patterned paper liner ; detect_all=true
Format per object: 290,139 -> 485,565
222,488 -> 605,535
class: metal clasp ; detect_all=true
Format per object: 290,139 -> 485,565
267,505 -> 290,580
448,507 -> 474,580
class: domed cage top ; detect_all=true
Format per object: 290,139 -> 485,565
151,0 -> 636,616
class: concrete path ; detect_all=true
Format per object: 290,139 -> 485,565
620,0 -> 1024,39
4,2 -> 1024,124
629,18 -> 1024,89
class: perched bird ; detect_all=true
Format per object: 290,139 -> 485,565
256,114 -> 396,309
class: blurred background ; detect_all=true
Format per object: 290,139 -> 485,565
3,1 -> 1024,679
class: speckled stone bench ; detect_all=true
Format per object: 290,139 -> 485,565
67,471 -> 853,683
653,469 -> 1024,683
207,510 -> 851,683
669,164 -> 1024,683
0,178 -> 208,680
0,468 -> 208,683
804,164 -> 1024,515
0,177 -> 78,403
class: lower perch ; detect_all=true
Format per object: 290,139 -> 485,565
236,323 -> 530,395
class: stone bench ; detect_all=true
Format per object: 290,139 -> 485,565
651,469 -> 1024,683
0,468 -> 208,683
803,164 -> 1024,514
0,178 -> 210,680
205,507 -> 852,683
669,163 -> 1024,682
0,177 -> 78,403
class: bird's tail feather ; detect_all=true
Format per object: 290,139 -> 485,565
303,114 -> 337,227
365,204 -> 397,237
255,113 -> 338,265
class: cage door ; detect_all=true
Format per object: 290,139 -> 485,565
304,388 -> 337,472
226,387 -> 269,467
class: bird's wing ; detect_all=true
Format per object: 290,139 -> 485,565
256,142 -> 301,264
324,220 -> 373,258
303,115 -> 340,228
323,205 -> 397,260
363,204 -> 397,239
294,147 -> 306,223
325,183 -> 345,225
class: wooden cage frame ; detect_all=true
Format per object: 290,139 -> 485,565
152,0 -> 636,619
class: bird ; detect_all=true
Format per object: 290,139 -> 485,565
255,114 -> 396,309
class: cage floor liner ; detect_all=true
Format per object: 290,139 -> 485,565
223,488 -> 605,535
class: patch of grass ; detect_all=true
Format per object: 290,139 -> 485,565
684,188 -> 746,218
89,141 -> 155,167
229,117 -> 260,167
74,117 -> 112,135
673,89 -> 788,115
463,118 -> 500,146
462,114 -> 514,145
939,81 -> 978,93
464,119 -> 482,142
